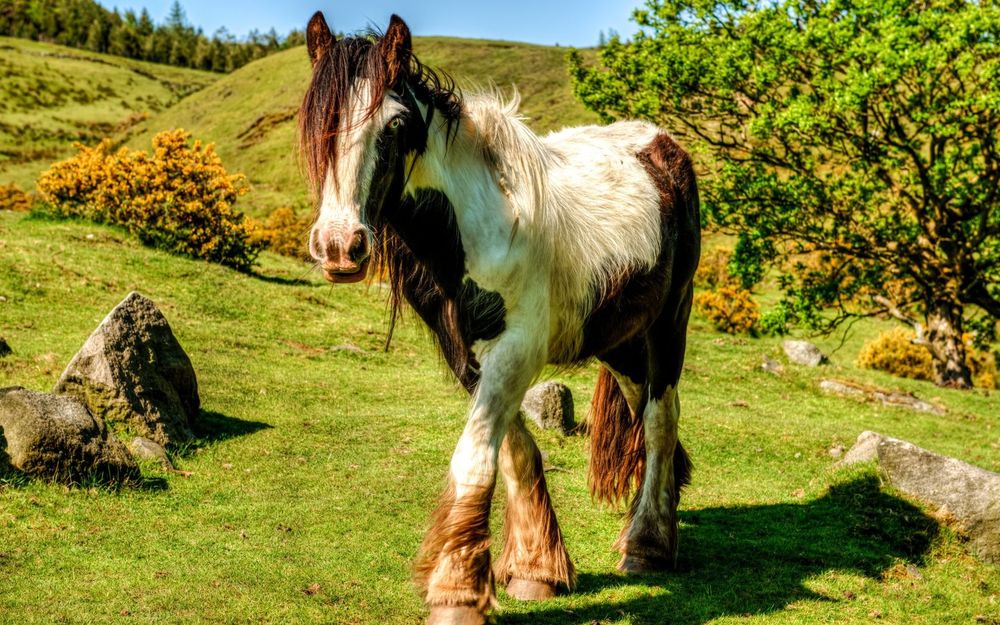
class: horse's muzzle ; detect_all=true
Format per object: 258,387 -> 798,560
312,223 -> 372,284
322,256 -> 370,283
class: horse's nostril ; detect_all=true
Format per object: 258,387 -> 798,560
348,230 -> 369,263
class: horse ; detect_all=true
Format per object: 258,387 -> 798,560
298,12 -> 701,625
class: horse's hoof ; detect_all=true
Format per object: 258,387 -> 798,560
617,554 -> 671,574
427,606 -> 485,625
506,577 -> 557,600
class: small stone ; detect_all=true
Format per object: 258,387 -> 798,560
330,343 -> 365,354
222,463 -> 234,470
521,382 -> 575,434
761,355 -> 784,375
0,338 -> 11,358
829,444 -> 846,459
731,400 -> 750,408
783,339 -> 827,367
843,591 -> 856,600
129,437 -> 173,470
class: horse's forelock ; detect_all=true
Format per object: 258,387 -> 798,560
298,36 -> 393,197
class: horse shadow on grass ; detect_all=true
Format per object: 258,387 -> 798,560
507,475 -> 939,624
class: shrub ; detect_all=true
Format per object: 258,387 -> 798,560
0,183 -> 33,212
695,286 -> 760,334
857,327 -> 998,389
695,247 -> 736,289
250,207 -> 312,260
36,130 -> 261,271
857,328 -> 934,382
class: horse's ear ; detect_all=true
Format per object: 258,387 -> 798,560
378,14 -> 412,87
307,11 -> 335,66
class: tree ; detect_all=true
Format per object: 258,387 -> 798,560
570,0 -> 1000,388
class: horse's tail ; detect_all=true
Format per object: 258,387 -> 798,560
588,366 -> 645,505
587,367 -> 693,505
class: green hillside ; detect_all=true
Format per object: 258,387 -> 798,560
0,37 -> 218,191
1,211 -> 998,624
128,38 -> 600,217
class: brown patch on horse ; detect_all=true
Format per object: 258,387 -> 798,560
306,12 -> 335,66
495,421 -> 576,591
587,366 -> 646,505
415,481 -> 497,610
377,15 -> 412,88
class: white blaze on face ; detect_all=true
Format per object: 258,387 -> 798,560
310,80 -> 406,269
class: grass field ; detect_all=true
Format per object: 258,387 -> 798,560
1,211 -> 997,624
126,38 -> 599,218
0,37 -> 218,191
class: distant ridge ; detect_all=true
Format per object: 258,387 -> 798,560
126,37 -> 600,217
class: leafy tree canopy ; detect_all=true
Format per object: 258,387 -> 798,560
571,0 -> 1000,388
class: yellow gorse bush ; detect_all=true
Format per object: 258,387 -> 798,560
0,183 -> 33,212
695,285 -> 760,335
36,130 -> 261,271
858,327 -> 998,389
250,207 -> 312,260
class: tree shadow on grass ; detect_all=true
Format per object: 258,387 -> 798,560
507,476 -> 939,624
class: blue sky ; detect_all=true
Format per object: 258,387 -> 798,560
94,1 -> 642,47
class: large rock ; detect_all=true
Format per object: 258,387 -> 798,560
783,339 -> 827,366
0,387 -> 139,484
521,382 -> 575,434
54,292 -> 199,447
842,431 -> 1000,564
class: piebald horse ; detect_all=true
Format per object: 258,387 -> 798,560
300,13 -> 700,625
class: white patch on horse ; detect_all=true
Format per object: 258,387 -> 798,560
311,80 -> 406,258
632,385 -> 680,528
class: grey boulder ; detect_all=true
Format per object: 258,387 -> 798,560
783,339 -> 827,367
521,382 -> 575,434
842,431 -> 1000,564
0,387 -> 139,484
54,292 -> 199,447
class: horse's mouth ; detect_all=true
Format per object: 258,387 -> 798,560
322,257 -> 370,284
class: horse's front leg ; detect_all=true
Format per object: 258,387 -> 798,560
416,316 -> 546,625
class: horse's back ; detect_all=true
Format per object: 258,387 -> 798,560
541,120 -> 699,363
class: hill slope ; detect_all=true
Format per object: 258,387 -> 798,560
0,37 -> 218,190
127,38 -> 600,216
1,211 -> 998,623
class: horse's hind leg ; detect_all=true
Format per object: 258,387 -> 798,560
495,412 -> 575,599
616,284 -> 694,573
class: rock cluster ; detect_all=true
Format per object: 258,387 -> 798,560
0,292 -> 198,485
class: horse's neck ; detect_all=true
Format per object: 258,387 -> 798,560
404,109 -> 529,289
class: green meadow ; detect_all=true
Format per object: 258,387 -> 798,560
0,32 -> 997,625
0,37 -> 217,191
1,210 -> 997,624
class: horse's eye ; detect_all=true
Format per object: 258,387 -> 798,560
387,118 -> 402,131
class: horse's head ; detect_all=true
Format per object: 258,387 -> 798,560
299,12 -> 429,284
